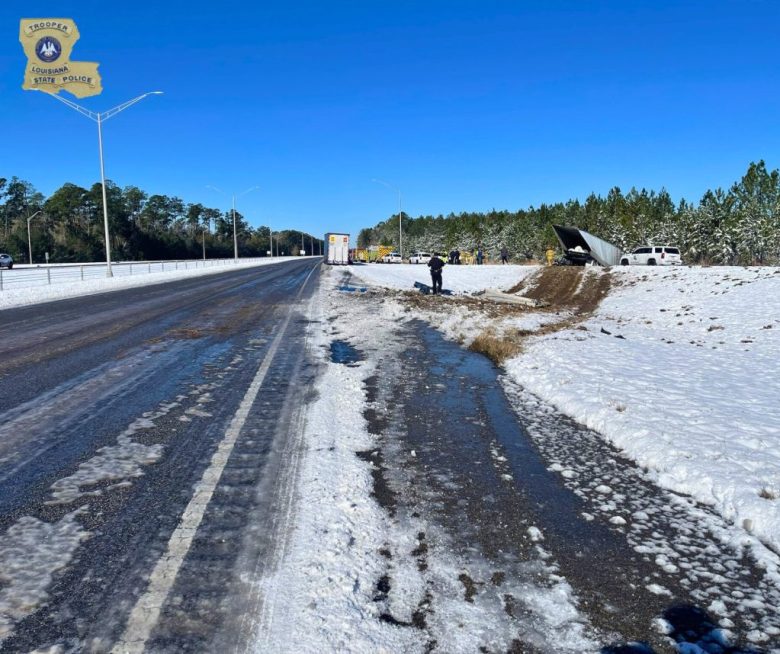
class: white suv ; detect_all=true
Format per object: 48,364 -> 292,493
621,246 -> 681,266
409,252 -> 431,264
381,251 -> 402,263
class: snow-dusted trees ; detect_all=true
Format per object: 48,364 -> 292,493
362,161 -> 780,265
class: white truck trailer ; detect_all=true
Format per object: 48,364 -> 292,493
325,233 -> 350,265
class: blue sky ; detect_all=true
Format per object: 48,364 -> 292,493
2,1 -> 779,238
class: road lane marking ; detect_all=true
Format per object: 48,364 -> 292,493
112,263 -> 318,653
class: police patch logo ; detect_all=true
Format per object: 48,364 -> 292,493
35,36 -> 61,62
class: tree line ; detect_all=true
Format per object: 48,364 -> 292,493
0,177 -> 322,264
358,161 -> 780,265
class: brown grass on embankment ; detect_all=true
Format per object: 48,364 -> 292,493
468,330 -> 525,364
470,267 -> 613,364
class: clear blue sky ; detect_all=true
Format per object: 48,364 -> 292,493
2,1 -> 779,238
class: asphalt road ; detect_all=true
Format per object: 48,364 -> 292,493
0,259 -> 320,653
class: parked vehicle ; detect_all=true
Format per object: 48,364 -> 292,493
0,254 -> 13,269
409,252 -> 431,264
620,246 -> 682,266
324,233 -> 350,265
381,251 -> 402,263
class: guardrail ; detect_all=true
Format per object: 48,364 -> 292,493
0,257 -> 270,292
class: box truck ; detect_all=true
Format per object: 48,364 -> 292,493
325,233 -> 350,265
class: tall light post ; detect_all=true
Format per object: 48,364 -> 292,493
203,214 -> 212,261
27,210 -> 43,265
372,178 -> 403,259
44,91 -> 164,277
206,185 -> 259,261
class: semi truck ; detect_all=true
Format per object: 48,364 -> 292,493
324,233 -> 350,265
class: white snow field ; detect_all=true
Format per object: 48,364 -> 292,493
349,263 -> 780,569
351,261 -> 535,295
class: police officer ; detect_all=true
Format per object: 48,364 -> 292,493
427,252 -> 445,295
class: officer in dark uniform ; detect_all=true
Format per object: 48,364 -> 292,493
427,252 -> 445,294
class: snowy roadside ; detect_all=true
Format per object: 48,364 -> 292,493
0,257 -> 312,310
254,266 -> 599,652
348,263 -> 780,570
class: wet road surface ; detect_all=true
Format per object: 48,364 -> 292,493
361,321 -> 778,653
0,260 -> 319,652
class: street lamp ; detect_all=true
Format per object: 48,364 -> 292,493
27,210 -> 42,265
206,185 -> 259,261
44,90 -> 164,277
372,178 -> 403,259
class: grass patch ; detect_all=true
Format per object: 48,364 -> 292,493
468,331 -> 523,364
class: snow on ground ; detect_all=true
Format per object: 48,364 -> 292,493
349,262 -> 536,295
256,267 -> 598,652
254,271 -> 419,653
0,257 -> 309,310
506,266 -> 780,563
355,262 -> 780,569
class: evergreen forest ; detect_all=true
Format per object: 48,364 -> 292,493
358,161 -> 780,265
0,177 -> 322,264
3,162 -> 779,266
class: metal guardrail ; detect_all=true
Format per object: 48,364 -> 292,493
0,257 -> 270,292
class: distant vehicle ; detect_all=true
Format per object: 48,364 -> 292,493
381,251 -> 402,263
0,254 -> 13,269
409,252 -> 431,264
621,246 -> 682,266
325,233 -> 350,265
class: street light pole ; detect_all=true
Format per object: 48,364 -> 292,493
44,90 -> 164,277
232,194 -> 237,261
207,185 -> 259,262
27,210 -> 42,265
372,178 -> 403,259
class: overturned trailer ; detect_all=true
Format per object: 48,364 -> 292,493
552,225 -> 622,267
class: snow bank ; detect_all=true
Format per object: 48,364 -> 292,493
505,266 -> 780,556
